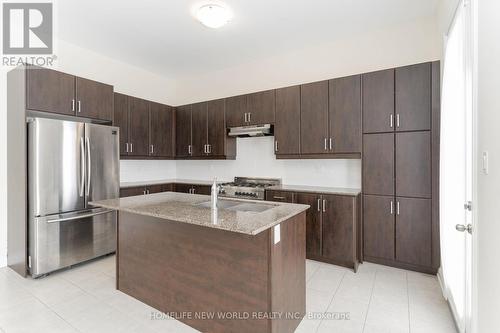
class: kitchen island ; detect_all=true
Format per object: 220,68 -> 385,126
91,192 -> 309,333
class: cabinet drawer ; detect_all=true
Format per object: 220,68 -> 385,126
265,190 -> 294,203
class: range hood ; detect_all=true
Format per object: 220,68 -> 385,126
227,124 -> 273,137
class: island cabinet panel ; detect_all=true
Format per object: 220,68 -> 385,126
363,194 -> 395,261
27,66 -> 75,115
191,102 -> 208,157
329,75 -> 362,153
321,195 -> 357,266
247,90 -> 275,125
395,62 -> 432,132
149,102 -> 173,157
117,211 -> 306,333
75,77 -> 113,121
295,193 -> 322,258
128,97 -> 150,157
225,94 -> 247,127
362,68 -> 395,134
300,80 -> 329,154
274,86 -> 301,155
175,105 -> 193,157
113,93 -> 129,156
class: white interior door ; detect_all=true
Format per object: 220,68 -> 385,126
440,1 -> 473,332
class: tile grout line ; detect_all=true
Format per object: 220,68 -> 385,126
314,268 -> 347,333
361,268 -> 378,333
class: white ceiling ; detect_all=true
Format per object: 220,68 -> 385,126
57,0 -> 439,79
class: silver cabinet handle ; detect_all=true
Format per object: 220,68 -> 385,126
396,201 -> 400,215
248,112 -> 251,123
390,200 -> 394,215
192,187 -> 196,194
204,144 -> 207,154
125,142 -> 129,153
273,196 -> 286,200
322,199 -> 326,212
324,138 -> 328,150
130,143 -> 133,153
209,144 -> 212,154
79,138 -> 85,197
150,145 -> 154,154
396,114 -> 400,128
188,145 -> 192,155
72,99 -> 75,112
143,190 -> 146,195
317,198 -> 321,212
77,100 -> 81,113
329,138 -> 333,150
85,137 -> 91,196
147,189 -> 150,194
275,141 -> 279,152
390,114 -> 394,128
244,113 -> 248,123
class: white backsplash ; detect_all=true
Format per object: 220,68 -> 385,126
175,136 -> 361,188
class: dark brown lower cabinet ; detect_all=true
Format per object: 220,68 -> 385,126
265,190 -> 295,203
120,183 -> 173,197
120,186 -> 147,198
322,195 -> 357,267
275,191 -> 360,270
363,194 -> 395,261
174,183 -> 211,195
395,197 -> 432,267
295,193 -> 322,258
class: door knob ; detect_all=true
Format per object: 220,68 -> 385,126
455,224 -> 473,234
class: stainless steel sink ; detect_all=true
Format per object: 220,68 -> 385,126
195,200 -> 241,209
195,200 -> 275,213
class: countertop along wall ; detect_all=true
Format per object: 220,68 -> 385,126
0,40 -> 177,267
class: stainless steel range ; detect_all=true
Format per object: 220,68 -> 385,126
219,177 -> 281,200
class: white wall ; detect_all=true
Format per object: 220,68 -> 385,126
174,17 -> 440,105
176,137 -> 361,187
476,1 -> 500,331
0,40 -> 178,267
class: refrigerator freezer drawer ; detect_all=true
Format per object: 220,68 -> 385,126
29,209 -> 116,277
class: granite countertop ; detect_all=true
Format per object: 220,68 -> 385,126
267,184 -> 361,196
120,179 -> 231,188
90,192 -> 309,235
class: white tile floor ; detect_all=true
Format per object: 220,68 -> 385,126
0,255 -> 456,333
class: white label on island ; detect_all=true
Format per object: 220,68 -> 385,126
274,224 -> 281,244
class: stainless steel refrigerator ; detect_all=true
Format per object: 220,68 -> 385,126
27,117 -> 119,277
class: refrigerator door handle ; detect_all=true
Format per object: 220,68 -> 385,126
79,138 -> 85,197
46,209 -> 114,223
85,137 -> 91,196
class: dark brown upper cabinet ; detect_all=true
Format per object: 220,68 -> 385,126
225,95 -> 247,127
300,81 -> 329,154
247,90 -> 275,125
27,66 -> 75,116
191,102 -> 208,157
363,133 -> 395,196
26,65 -> 113,121
396,131 -> 431,198
75,77 -> 113,121
395,63 -> 431,132
150,102 -> 174,157
329,75 -> 361,153
295,193 -> 322,258
175,105 -> 193,157
363,194 -> 395,261
395,197 -> 432,267
321,194 -> 357,265
128,97 -> 150,157
113,93 -> 129,155
362,69 -> 395,133
274,86 -> 301,155
207,99 -> 229,157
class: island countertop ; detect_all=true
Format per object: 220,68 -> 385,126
90,192 -> 309,235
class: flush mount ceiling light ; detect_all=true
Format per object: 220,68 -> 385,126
196,4 -> 232,29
